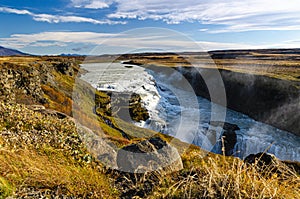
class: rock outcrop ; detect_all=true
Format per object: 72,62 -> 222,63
245,152 -> 300,175
117,137 -> 183,173
0,63 -> 45,104
107,92 -> 149,122
244,152 -> 286,175
210,121 -> 239,156
54,62 -> 75,76
174,67 -> 300,136
0,58 -> 81,117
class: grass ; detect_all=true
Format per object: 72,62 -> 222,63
120,150 -> 300,199
175,151 -> 300,198
0,146 -> 115,198
108,149 -> 300,199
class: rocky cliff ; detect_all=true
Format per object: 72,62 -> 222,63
0,62 -> 44,104
0,57 -> 83,117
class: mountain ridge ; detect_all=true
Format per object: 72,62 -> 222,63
0,46 -> 29,56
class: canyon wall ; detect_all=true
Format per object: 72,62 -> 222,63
176,67 -> 300,136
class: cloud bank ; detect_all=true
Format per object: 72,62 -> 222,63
70,0 -> 300,32
0,31 -> 279,53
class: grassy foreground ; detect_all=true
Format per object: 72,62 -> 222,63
0,56 -> 299,198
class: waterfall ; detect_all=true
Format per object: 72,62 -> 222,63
80,62 -> 300,162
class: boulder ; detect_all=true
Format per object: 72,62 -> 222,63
77,124 -> 118,169
0,63 -> 45,104
117,137 -> 183,173
282,160 -> 300,174
244,152 -> 277,167
244,152 -> 283,175
245,152 -> 300,175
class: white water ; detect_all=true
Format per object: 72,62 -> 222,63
80,62 -> 300,162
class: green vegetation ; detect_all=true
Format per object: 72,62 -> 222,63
0,176 -> 13,199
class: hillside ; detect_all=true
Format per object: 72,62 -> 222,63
0,56 -> 299,198
0,46 -> 28,56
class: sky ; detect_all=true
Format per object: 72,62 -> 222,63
1,0 -> 300,55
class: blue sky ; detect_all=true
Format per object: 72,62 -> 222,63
1,0 -> 300,55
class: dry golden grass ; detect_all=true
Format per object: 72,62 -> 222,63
0,56 -> 84,66
108,148 -> 299,198
0,147 -> 116,198
0,102 -> 118,198
0,57 -> 42,66
148,150 -> 300,199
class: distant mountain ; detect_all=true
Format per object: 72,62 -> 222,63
0,46 -> 28,56
60,53 -> 85,57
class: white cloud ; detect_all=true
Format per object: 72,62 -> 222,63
32,14 -> 125,24
0,30 -> 291,53
85,1 -> 109,9
71,0 -> 112,9
0,32 -> 116,48
195,41 -> 256,51
0,6 -> 125,25
0,7 -> 32,15
98,0 -> 300,32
